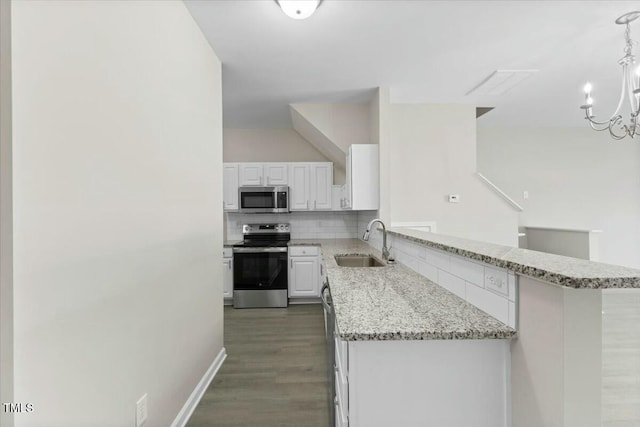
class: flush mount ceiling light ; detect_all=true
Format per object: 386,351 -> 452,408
581,11 -> 640,140
276,0 -> 321,20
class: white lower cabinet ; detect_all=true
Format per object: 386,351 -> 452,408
334,324 -> 349,426
288,246 -> 321,298
334,328 -> 511,427
223,248 -> 233,300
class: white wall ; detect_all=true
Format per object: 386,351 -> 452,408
290,103 -> 372,184
0,1 -> 14,426
224,128 -> 329,162
224,128 -> 345,186
290,103 -> 372,153
477,127 -> 640,268
377,90 -> 519,247
11,2 -> 224,426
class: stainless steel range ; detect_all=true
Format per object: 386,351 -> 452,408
232,223 -> 290,308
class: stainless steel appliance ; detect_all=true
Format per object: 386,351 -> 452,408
232,223 -> 290,308
321,282 -> 336,426
238,186 -> 289,214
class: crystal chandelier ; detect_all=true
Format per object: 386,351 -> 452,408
581,11 -> 640,140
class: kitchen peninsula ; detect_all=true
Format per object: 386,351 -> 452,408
315,228 -> 640,427
292,238 -> 516,427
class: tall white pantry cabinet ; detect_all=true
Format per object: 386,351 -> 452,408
341,144 -> 379,210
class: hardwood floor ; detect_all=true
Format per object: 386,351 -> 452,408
187,304 -> 330,427
602,290 -> 640,427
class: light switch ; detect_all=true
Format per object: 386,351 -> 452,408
448,194 -> 460,203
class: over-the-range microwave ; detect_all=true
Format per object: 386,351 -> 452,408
238,186 -> 289,214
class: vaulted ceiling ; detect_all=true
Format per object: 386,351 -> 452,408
185,0 -> 638,129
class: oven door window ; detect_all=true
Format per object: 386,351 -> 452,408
240,192 -> 275,209
233,252 -> 287,290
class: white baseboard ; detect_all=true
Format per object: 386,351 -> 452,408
170,347 -> 227,427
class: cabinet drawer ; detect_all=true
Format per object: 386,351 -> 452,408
335,401 -> 348,427
335,365 -> 348,414
485,267 -> 509,297
334,333 -> 348,379
289,246 -> 319,257
335,371 -> 349,427
223,247 -> 233,258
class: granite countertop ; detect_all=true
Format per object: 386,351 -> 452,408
303,239 -> 516,342
387,228 -> 640,289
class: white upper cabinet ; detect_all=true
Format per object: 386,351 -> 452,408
239,164 -> 264,186
289,163 -> 333,211
310,163 -> 333,210
239,163 -> 288,186
289,163 -> 311,210
223,161 -> 333,211
343,144 -> 379,210
223,163 -> 239,211
264,163 -> 288,186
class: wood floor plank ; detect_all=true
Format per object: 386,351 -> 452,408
187,304 -> 330,427
602,291 -> 640,427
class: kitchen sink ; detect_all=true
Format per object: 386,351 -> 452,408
334,254 -> 385,267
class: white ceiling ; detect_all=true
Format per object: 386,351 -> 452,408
185,0 -> 640,129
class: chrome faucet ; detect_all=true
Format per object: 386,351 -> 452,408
363,218 -> 390,261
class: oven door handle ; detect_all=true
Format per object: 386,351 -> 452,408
320,283 -> 331,311
232,247 -> 288,254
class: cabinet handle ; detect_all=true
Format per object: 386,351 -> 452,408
306,200 -> 309,209
321,264 -> 323,276
314,200 -> 317,210
494,277 -> 504,288
291,259 -> 293,269
260,175 -> 263,185
228,261 -> 231,270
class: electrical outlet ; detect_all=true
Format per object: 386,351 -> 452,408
448,194 -> 460,203
136,394 -> 148,427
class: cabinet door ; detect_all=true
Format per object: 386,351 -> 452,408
223,163 -> 239,211
289,164 -> 310,211
264,163 -> 288,186
310,163 -> 333,210
344,149 -> 352,209
349,144 -> 379,210
223,258 -> 233,299
239,164 -> 264,186
289,256 -> 319,297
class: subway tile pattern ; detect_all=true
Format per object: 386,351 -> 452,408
387,228 -> 640,289
226,211 -> 359,240
388,234 -> 517,328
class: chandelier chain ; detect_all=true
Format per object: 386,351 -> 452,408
625,23 -> 635,57
581,11 -> 640,140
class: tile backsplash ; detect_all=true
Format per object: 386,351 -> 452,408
357,210 -> 382,247
226,211 -> 360,241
